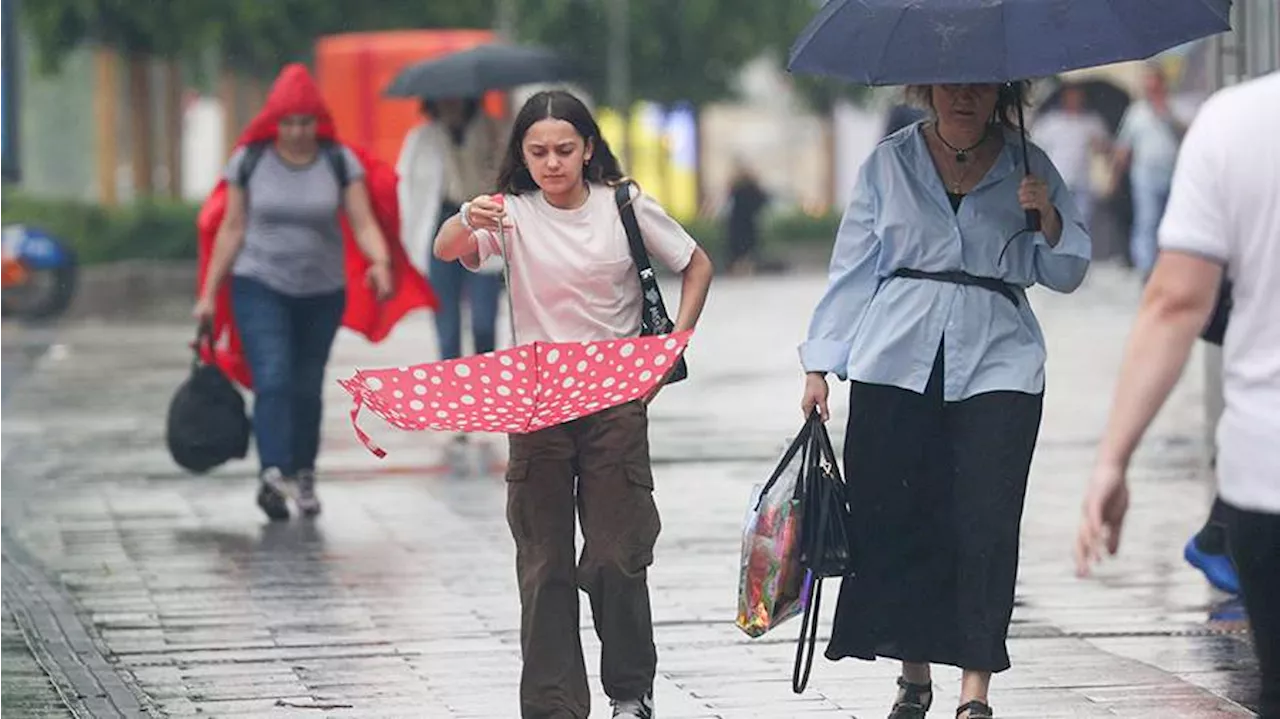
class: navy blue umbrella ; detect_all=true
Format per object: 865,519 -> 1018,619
788,0 -> 1232,229
789,0 -> 1231,86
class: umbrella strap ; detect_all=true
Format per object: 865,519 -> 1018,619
343,383 -> 388,459
498,223 -> 517,347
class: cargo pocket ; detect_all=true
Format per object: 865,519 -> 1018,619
505,458 -> 530,483
623,460 -> 655,490
623,461 -> 661,569
504,459 -> 532,547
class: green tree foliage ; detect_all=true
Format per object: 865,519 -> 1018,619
22,0 -> 864,108
22,0 -> 216,69
513,0 -> 826,106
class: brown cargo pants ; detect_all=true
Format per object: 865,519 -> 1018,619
505,401 -> 662,719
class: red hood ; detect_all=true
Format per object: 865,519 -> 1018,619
238,63 -> 338,147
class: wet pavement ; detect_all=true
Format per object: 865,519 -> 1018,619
0,264 -> 1262,717
2,599 -> 73,718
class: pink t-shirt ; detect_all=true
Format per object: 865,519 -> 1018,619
464,184 -> 697,344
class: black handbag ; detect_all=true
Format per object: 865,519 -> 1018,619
614,183 -> 688,384
792,410 -> 853,693
165,323 -> 251,473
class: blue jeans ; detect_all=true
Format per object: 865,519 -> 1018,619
1129,175 -> 1171,278
231,276 -> 345,475
428,254 -> 503,360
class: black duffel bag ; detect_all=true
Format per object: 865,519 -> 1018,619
166,322 -> 250,473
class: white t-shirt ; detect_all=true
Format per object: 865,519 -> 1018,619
1158,71 -> 1280,514
465,184 -> 697,344
1032,110 -> 1109,190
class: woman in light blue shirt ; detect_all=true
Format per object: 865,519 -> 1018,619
799,83 -> 1090,719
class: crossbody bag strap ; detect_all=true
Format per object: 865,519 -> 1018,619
615,182 -> 654,276
614,183 -> 675,335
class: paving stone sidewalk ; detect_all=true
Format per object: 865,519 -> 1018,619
0,265 -> 1261,717
2,599 -> 73,718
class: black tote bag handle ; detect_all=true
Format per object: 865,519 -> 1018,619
792,412 -> 852,694
754,415 -> 816,510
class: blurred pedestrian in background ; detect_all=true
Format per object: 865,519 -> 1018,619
1032,82 -> 1111,233
1112,65 -> 1186,279
398,95 -> 506,468
723,162 -> 769,276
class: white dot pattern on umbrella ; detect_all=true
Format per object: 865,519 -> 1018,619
340,331 -> 694,453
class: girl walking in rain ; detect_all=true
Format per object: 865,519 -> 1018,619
434,90 -> 714,719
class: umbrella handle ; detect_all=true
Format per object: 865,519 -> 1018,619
1015,87 -> 1042,233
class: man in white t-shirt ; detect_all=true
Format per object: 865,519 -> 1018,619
1075,71 -> 1280,717
1033,84 -> 1111,231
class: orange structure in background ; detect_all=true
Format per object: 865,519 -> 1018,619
314,30 -> 508,170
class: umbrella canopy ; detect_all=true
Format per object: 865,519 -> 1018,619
788,0 -> 1231,86
788,0 -> 1230,232
341,331 -> 693,456
385,43 -> 576,100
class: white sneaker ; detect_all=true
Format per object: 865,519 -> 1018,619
611,693 -> 654,719
256,468 -> 290,521
292,469 -> 322,517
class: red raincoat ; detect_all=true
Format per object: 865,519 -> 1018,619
197,63 -> 437,387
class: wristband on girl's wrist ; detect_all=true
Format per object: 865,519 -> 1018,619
459,202 -> 474,230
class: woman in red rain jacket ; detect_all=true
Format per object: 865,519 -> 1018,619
195,63 -> 435,520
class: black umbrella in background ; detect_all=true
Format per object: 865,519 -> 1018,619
1034,78 -> 1137,263
1037,78 -> 1133,134
384,44 -> 577,100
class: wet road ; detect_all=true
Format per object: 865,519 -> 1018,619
0,265 -> 1262,717
1,322 -> 58,402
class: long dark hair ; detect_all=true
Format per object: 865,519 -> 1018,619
494,90 -> 626,195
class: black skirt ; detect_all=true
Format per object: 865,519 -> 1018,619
825,346 -> 1043,672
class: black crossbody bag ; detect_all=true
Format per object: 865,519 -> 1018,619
614,183 -> 688,384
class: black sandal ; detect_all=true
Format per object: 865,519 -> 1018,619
887,677 -> 933,719
956,700 -> 994,718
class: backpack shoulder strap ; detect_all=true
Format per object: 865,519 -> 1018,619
237,141 -> 269,188
319,140 -> 351,188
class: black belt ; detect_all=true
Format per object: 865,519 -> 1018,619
891,268 -> 1020,306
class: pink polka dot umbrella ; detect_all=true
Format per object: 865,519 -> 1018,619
338,330 -> 693,457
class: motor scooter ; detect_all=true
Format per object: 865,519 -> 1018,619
1,224 -> 78,320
